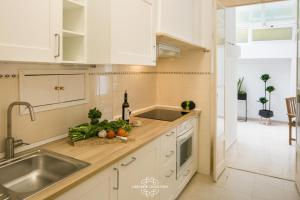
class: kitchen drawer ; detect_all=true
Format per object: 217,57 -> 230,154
161,129 -> 176,164
161,147 -> 176,164
161,156 -> 176,175
177,119 -> 193,135
160,157 -> 176,200
176,161 -> 196,198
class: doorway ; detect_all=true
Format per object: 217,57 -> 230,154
216,0 -> 298,181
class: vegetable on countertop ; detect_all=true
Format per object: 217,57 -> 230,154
68,108 -> 133,143
69,124 -> 103,142
105,119 -> 132,132
88,108 -> 102,125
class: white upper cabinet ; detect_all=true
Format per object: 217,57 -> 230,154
199,0 -> 213,49
0,0 -> 61,62
157,0 -> 212,50
87,0 -> 157,66
158,0 -> 195,43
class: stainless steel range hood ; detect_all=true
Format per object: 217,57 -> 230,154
157,43 -> 181,58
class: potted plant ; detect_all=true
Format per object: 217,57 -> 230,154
258,74 -> 275,118
237,77 -> 247,100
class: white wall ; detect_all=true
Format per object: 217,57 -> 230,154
237,58 -> 291,122
238,37 -> 297,97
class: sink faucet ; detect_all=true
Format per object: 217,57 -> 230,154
5,102 -> 35,159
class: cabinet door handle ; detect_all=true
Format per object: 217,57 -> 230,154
165,150 -> 174,158
54,33 -> 60,58
165,170 -> 174,178
183,170 -> 190,177
166,131 -> 175,137
59,86 -> 65,91
113,168 -> 119,190
54,86 -> 60,91
121,157 -> 136,167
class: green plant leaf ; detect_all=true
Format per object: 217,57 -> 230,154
260,74 -> 270,82
258,97 -> 268,104
266,86 -> 275,93
237,77 -> 246,94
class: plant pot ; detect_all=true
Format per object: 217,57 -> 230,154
259,109 -> 273,118
238,93 -> 247,100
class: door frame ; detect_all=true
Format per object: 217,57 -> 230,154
212,0 -> 226,182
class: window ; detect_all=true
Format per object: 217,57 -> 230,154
252,28 -> 293,41
237,0 -> 296,26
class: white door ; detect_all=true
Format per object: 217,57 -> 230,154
159,0 -> 194,43
118,140 -> 159,200
58,74 -> 85,103
295,0 -> 300,189
111,0 -> 156,66
214,4 -> 226,181
21,75 -> 60,108
0,0 -> 61,62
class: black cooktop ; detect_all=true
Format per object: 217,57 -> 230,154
135,109 -> 188,122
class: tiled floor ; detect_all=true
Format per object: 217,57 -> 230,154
177,168 -> 300,200
226,120 -> 295,180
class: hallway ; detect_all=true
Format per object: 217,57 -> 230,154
226,120 -> 295,180
177,168 -> 299,200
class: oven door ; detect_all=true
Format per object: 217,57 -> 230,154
177,128 -> 194,178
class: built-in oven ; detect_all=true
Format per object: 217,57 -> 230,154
176,125 -> 194,179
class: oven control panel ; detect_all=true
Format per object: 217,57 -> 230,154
177,119 -> 193,137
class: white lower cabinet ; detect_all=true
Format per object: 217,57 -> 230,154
159,129 -> 177,200
117,138 -> 160,200
56,118 -> 199,200
56,165 -> 117,200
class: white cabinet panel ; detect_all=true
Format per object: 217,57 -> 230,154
87,0 -> 156,66
159,130 -> 177,200
159,0 -> 194,43
20,70 -> 88,113
111,0 -> 156,65
56,166 -> 117,200
59,74 -> 85,102
117,139 -> 160,200
157,0 -> 212,50
0,0 -> 61,62
21,75 -> 59,107
159,157 -> 176,200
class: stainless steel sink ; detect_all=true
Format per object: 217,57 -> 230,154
0,149 -> 89,200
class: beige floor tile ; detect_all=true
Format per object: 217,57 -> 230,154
220,190 -> 252,200
226,120 -> 295,180
176,169 -> 300,200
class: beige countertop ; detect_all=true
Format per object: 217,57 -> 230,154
26,109 -> 200,200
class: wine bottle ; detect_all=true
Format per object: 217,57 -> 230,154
122,91 -> 130,122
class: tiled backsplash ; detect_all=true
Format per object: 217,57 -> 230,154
0,64 -> 157,152
0,50 -> 212,175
